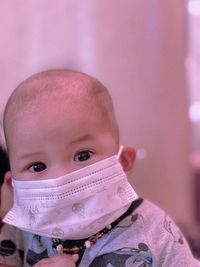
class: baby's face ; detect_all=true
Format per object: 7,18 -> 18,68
7,97 -> 118,181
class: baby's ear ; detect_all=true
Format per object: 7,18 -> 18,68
119,147 -> 136,172
4,171 -> 13,192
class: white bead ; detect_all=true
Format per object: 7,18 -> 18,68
56,244 -> 63,254
85,240 -> 92,249
107,224 -> 112,230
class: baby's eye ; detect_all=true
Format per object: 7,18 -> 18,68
28,162 -> 46,173
74,151 -> 93,162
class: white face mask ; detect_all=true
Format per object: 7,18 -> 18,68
3,147 -> 138,239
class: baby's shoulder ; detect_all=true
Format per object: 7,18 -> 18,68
132,199 -> 182,240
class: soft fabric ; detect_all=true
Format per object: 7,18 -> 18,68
0,200 -> 199,267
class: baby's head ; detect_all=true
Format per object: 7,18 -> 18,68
3,70 -> 135,181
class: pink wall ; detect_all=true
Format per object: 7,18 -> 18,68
0,0 -> 194,224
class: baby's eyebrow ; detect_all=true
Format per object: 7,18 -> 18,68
69,134 -> 93,145
16,151 -> 44,161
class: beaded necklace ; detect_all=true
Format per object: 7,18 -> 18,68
52,198 -> 143,255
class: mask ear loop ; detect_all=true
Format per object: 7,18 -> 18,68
117,145 -> 124,159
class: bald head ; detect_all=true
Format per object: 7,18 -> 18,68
3,69 -> 119,151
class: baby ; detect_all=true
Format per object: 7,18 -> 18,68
0,70 -> 199,266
